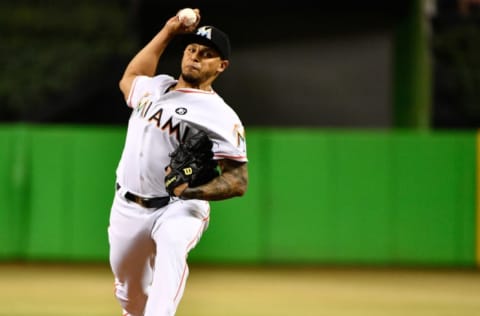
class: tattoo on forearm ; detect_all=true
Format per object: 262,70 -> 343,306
181,161 -> 248,201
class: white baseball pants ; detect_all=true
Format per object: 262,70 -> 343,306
108,190 -> 210,316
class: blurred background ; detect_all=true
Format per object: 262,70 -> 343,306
2,0 -> 480,315
1,0 -> 480,128
1,0 -> 479,276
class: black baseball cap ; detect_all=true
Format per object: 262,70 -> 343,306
182,25 -> 231,60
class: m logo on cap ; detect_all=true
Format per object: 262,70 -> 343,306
196,26 -> 212,40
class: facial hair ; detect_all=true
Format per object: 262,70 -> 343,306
181,71 -> 201,85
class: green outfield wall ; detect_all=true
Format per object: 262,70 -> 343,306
0,125 -> 476,267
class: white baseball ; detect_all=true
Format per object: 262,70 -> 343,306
177,8 -> 197,26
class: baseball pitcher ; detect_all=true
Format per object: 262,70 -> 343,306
107,8 -> 248,316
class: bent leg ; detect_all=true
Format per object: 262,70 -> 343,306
144,200 -> 209,316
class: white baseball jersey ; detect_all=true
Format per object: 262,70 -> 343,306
115,74 -> 247,198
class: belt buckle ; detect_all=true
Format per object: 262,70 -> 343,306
135,196 -> 146,208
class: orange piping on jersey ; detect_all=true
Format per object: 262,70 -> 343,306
127,77 -> 139,108
175,88 -> 215,94
214,153 -> 247,160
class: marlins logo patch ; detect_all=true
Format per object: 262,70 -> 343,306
233,124 -> 246,150
175,107 -> 187,115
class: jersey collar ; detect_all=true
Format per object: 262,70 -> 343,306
174,88 -> 216,94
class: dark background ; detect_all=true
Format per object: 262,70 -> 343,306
1,0 -> 479,128
431,0 -> 480,128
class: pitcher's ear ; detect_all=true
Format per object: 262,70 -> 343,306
218,60 -> 229,73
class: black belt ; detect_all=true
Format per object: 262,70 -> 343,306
116,183 -> 170,209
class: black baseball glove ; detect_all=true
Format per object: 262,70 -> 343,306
164,130 -> 219,196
